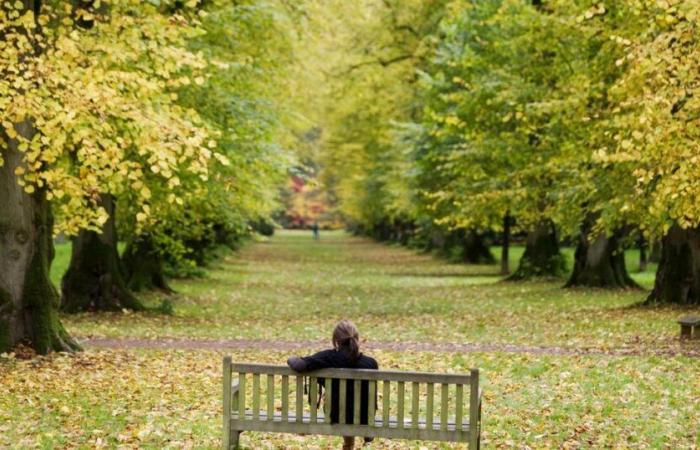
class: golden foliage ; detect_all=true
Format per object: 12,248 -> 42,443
1,1 -> 220,235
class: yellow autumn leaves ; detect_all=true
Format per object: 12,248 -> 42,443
0,1 -> 222,235
608,0 -> 700,233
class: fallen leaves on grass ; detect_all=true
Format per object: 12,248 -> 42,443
60,233 -> 700,354
1,349 -> 698,449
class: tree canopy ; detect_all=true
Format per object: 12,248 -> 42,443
2,0 -> 700,354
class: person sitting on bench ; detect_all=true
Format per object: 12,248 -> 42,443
287,320 -> 379,450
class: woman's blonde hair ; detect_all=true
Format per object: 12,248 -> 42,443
332,320 -> 360,361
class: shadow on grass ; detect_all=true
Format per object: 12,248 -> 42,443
614,300 -> 700,312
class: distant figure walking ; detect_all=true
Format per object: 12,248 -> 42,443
312,221 -> 320,240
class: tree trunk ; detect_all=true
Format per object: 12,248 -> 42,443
649,240 -> 661,263
646,225 -> 700,305
0,123 -> 78,354
508,220 -> 566,280
638,236 -> 648,272
501,214 -> 511,276
61,194 -> 144,312
462,230 -> 496,264
122,235 -> 173,293
428,229 -> 445,252
565,229 -> 638,289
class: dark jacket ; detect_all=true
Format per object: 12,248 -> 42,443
288,349 -> 378,425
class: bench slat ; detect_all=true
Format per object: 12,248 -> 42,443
440,383 -> 449,431
368,381 -> 376,426
310,377 -> 318,423
267,375 -> 274,421
411,382 -> 419,429
281,375 -> 289,422
382,380 -> 390,428
455,384 -> 464,430
397,381 -> 405,428
353,379 -> 361,425
238,373 -> 246,419
230,411 -> 471,443
339,379 -> 347,424
296,375 -> 304,423
232,410 -> 469,429
426,383 -> 434,430
252,374 -> 260,421
324,378 -> 332,424
232,364 -> 470,384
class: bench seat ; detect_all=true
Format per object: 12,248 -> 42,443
232,410 -> 472,442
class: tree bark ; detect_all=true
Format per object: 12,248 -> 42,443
646,225 -> 700,305
0,123 -> 79,354
565,228 -> 638,289
122,235 -> 172,293
462,230 -> 496,264
638,236 -> 648,272
61,194 -> 144,312
500,214 -> 511,276
508,220 -> 566,280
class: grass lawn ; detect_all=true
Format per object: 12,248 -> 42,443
3,230 -> 698,448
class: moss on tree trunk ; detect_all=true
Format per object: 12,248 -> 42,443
509,220 -> 566,280
61,194 -> 144,313
0,127 -> 78,354
646,225 -> 700,305
565,228 -> 638,289
122,235 -> 172,293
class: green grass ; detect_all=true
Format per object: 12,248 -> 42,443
59,232 -> 684,349
51,242 -> 125,287
3,230 -> 698,448
2,348 -> 698,449
51,242 -> 72,287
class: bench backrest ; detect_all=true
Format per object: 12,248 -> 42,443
223,358 -> 481,446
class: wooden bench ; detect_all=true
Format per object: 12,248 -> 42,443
223,358 -> 482,449
678,316 -> 700,340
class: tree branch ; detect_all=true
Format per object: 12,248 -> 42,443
335,53 -> 415,77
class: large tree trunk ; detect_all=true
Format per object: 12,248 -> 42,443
462,230 -> 496,264
509,220 -> 566,280
500,214 -> 511,276
61,195 -> 144,312
646,225 -> 700,305
565,228 -> 638,289
0,124 -> 78,354
122,235 -> 172,293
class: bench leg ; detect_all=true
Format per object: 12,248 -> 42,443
680,325 -> 692,340
693,326 -> 700,340
230,431 -> 241,450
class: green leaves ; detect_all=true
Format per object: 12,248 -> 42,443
310,0 -> 700,245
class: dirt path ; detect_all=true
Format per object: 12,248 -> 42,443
81,337 -> 700,358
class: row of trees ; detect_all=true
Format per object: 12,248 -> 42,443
0,0 -> 298,353
313,0 -> 700,304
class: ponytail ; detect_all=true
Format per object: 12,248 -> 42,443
332,320 -> 361,361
